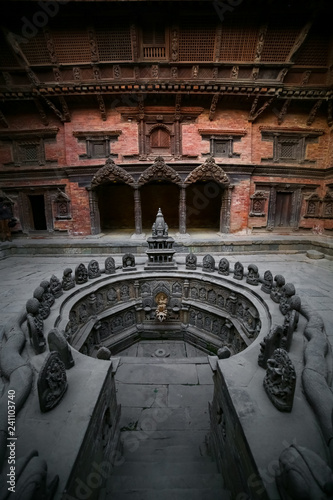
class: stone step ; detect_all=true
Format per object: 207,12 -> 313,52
103,487 -> 230,500
120,439 -> 211,461
120,429 -> 209,450
112,460 -> 218,477
107,472 -> 224,492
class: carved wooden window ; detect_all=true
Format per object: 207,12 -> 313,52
250,191 -> 269,217
142,22 -> 166,60
260,25 -> 301,62
20,33 -> 51,65
200,132 -> 244,158
178,22 -> 216,62
304,193 -> 321,217
219,23 -> 258,61
73,132 -> 121,160
261,131 -> 321,164
52,30 -> 91,64
150,127 -> 171,154
322,191 -> 333,218
294,28 -> 329,67
96,26 -> 132,62
15,140 -> 45,166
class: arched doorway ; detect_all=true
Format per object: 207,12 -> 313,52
186,180 -> 223,230
97,183 -> 134,231
140,181 -> 179,230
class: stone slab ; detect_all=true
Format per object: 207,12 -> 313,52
306,249 -> 325,259
116,383 -> 168,408
168,384 -> 214,408
196,363 -> 214,385
115,363 -> 199,385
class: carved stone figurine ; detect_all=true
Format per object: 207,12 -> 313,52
233,261 -> 244,280
261,270 -> 273,294
279,283 -> 296,315
281,295 -> 301,351
40,280 -> 55,308
246,264 -> 260,286
75,263 -> 88,284
218,258 -> 230,276
263,348 -> 296,412
258,325 -> 284,369
88,259 -> 101,279
203,254 -> 215,273
186,253 -> 197,270
37,351 -> 68,412
270,274 -> 286,303
49,274 -> 63,298
105,256 -> 116,274
33,285 -> 51,319
123,253 -> 136,270
48,328 -> 74,369
26,297 -> 46,354
62,268 -> 75,291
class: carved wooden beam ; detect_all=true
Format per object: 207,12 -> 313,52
209,93 -> 220,121
88,27 -> 99,63
0,108 -> 9,128
248,97 -> 274,123
215,24 -> 222,62
41,95 -> 65,122
44,29 -> 58,64
130,24 -> 138,62
287,21 -> 313,61
96,94 -> 107,121
277,99 -> 291,125
328,100 -> 333,128
138,93 -> 145,120
307,99 -> 323,126
254,25 -> 268,64
175,93 -> 181,121
59,96 -> 71,122
34,98 -> 49,126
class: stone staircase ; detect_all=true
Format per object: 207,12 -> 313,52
103,429 -> 230,500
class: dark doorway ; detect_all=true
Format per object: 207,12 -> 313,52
97,183 -> 134,231
141,182 -> 179,229
29,195 -> 47,230
186,181 -> 222,230
274,192 -> 293,227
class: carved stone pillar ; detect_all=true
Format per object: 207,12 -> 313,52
134,187 -> 143,235
220,185 -> 233,233
87,187 -> 101,235
179,186 -> 186,234
267,185 -> 277,231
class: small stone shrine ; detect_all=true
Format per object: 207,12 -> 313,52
145,208 -> 177,270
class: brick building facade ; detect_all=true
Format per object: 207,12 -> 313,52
0,0 -> 332,237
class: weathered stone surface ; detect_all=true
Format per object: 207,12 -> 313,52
306,249 -> 324,259
97,346 -> 112,360
37,352 -> 67,412
48,328 -> 74,369
263,348 -> 296,412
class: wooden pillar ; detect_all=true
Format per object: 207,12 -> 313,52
87,187 -> 101,235
267,185 -> 277,231
134,187 -> 143,235
220,185 -> 233,233
179,186 -> 186,234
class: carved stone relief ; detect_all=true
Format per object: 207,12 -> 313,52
263,348 -> 296,412
38,352 -> 67,412
88,259 -> 101,279
75,263 -> 88,284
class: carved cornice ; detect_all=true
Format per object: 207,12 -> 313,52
138,156 -> 182,186
0,128 -> 59,140
259,126 -> 324,137
91,157 -> 135,188
73,130 -> 122,139
184,156 -> 230,185
198,129 -> 246,137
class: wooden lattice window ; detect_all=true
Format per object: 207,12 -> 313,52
150,127 -> 170,153
142,22 -> 166,59
73,131 -> 121,160
178,23 -> 216,62
294,30 -> 329,67
219,24 -> 258,62
20,33 -> 51,65
14,140 -> 45,166
52,30 -> 91,63
200,132 -> 243,159
96,27 -> 132,62
261,25 -> 301,62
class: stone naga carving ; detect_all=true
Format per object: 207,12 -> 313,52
246,264 -> 260,286
38,352 -> 68,412
33,285 -> 51,319
270,274 -> 286,303
263,348 -> 296,412
122,253 -> 136,270
49,274 -> 63,298
218,258 -> 230,276
75,263 -> 88,284
105,256 -> 116,274
233,261 -> 244,280
88,259 -> 101,279
258,325 -> 284,369
276,445 -> 333,500
279,283 -> 296,315
261,270 -> 273,293
26,298 -> 46,354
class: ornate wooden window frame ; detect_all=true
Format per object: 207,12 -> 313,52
260,128 -> 323,164
304,192 -> 321,218
0,128 -> 59,167
73,131 -> 122,160
54,189 -> 72,220
322,190 -> 333,219
199,130 -> 246,159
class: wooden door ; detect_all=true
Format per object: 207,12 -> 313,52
274,192 -> 292,227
